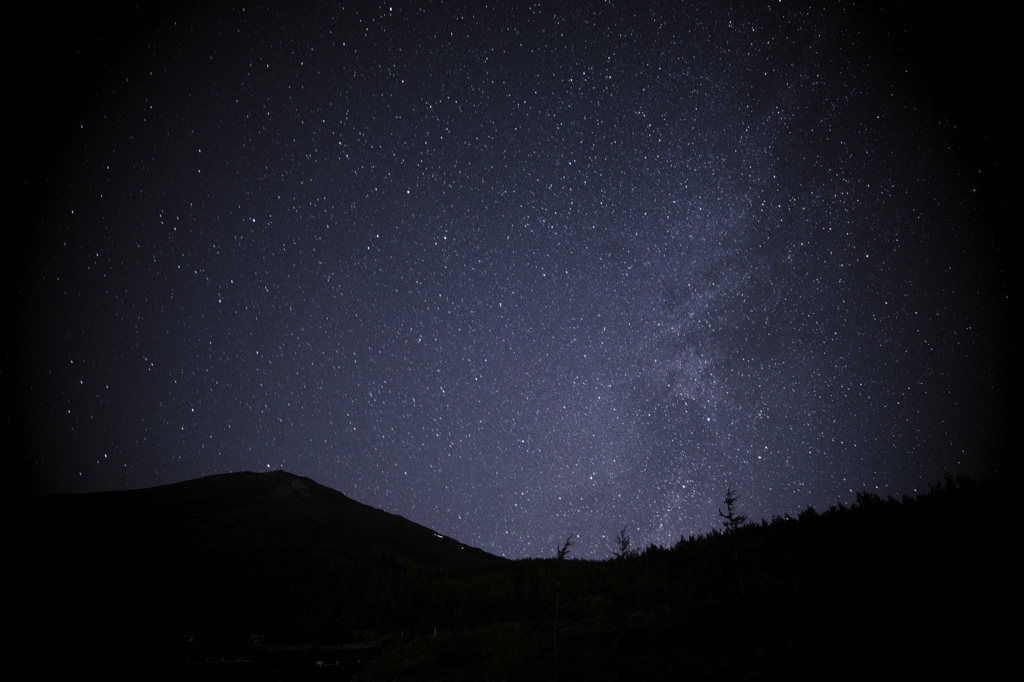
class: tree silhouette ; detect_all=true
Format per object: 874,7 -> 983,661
556,532 -> 575,560
613,527 -> 637,559
719,486 -> 748,532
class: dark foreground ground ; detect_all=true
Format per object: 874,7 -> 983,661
18,473 -> 1009,680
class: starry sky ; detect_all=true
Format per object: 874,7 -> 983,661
11,1 -> 1012,558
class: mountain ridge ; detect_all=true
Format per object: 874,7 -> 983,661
29,469 -> 503,568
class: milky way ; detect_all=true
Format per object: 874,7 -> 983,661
13,2 -> 1010,558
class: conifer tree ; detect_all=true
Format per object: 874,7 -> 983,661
613,527 -> 637,559
719,486 -> 748,532
556,532 -> 575,560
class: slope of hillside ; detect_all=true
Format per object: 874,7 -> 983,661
19,470 -> 502,673
31,469 -> 500,567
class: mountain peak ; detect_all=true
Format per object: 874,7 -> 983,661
32,470 -> 503,569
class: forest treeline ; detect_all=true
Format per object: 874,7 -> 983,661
174,475 -> 1008,679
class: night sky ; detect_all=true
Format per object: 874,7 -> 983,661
11,2 -> 1011,558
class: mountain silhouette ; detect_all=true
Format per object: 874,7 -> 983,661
19,470 -> 502,672
30,469 -> 500,568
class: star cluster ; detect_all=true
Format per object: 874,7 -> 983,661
12,2 -> 1009,558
